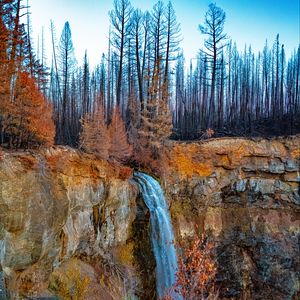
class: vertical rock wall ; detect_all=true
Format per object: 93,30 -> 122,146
0,147 -> 138,299
0,136 -> 299,299
166,137 -> 300,299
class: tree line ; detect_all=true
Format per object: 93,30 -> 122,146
48,0 -> 300,143
0,0 -> 299,157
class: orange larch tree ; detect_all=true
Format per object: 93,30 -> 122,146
5,72 -> 55,148
109,107 -> 133,163
0,1 -> 55,149
79,107 -> 110,160
0,1 -> 12,143
138,66 -> 172,162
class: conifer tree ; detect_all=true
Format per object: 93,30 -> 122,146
109,107 -> 133,163
139,81 -> 172,158
58,21 -> 76,145
6,72 -> 55,148
0,6 -> 10,143
80,108 -> 110,160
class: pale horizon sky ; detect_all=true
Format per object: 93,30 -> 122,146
29,0 -> 300,68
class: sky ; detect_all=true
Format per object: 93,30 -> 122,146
29,0 -> 300,68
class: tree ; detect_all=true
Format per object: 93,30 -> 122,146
5,72 -> 55,148
5,0 -> 298,148
82,50 -> 90,117
151,0 -> 166,102
109,0 -> 133,108
0,1 -> 55,149
109,107 -> 133,163
80,108 -> 110,160
58,21 -> 76,145
199,3 -> 227,128
139,94 -> 172,158
163,1 -> 181,101
8,0 -> 22,77
0,2 -> 11,143
131,8 -> 144,108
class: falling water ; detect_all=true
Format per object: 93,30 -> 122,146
0,269 -> 7,300
134,172 -> 182,300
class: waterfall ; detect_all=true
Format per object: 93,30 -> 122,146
0,271 -> 6,300
134,172 -> 182,300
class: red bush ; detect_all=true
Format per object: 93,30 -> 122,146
118,166 -> 133,180
163,234 -> 218,300
0,147 -> 3,161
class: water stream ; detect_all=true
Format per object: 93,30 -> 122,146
134,172 -> 182,300
0,270 -> 7,300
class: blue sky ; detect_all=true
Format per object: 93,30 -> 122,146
29,0 -> 300,67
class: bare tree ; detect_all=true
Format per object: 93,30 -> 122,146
199,3 -> 227,128
163,1 -> 181,101
109,0 -> 133,108
58,21 -> 76,144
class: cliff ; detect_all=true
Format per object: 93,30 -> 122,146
0,147 -> 139,299
166,136 -> 300,299
0,136 -> 299,299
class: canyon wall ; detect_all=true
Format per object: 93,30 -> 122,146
0,136 -> 299,299
166,136 -> 300,299
0,147 -> 139,299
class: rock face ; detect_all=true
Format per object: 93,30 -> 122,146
166,136 -> 300,300
0,136 -> 299,299
0,147 -> 139,299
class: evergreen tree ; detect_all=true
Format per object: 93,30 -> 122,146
109,107 -> 133,163
6,72 -> 55,148
80,108 -> 110,160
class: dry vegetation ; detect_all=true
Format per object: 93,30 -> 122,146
163,234 -> 218,300
50,262 -> 91,300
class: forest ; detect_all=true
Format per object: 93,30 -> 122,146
0,0 -> 299,158
0,2 -> 299,299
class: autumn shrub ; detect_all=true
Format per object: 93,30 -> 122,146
164,234 -> 218,300
200,128 -> 215,139
50,264 -> 90,300
118,166 -> 133,180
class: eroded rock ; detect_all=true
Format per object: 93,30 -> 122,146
167,136 -> 300,300
0,136 -> 299,299
0,148 -> 138,299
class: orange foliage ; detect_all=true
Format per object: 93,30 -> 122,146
139,98 -> 172,157
164,235 -> 217,300
0,11 -> 9,100
2,72 -> 55,148
200,128 -> 215,139
118,166 -> 133,180
291,148 -> 300,159
80,108 -> 110,160
80,107 -> 133,164
109,107 -> 133,163
51,263 -> 91,300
